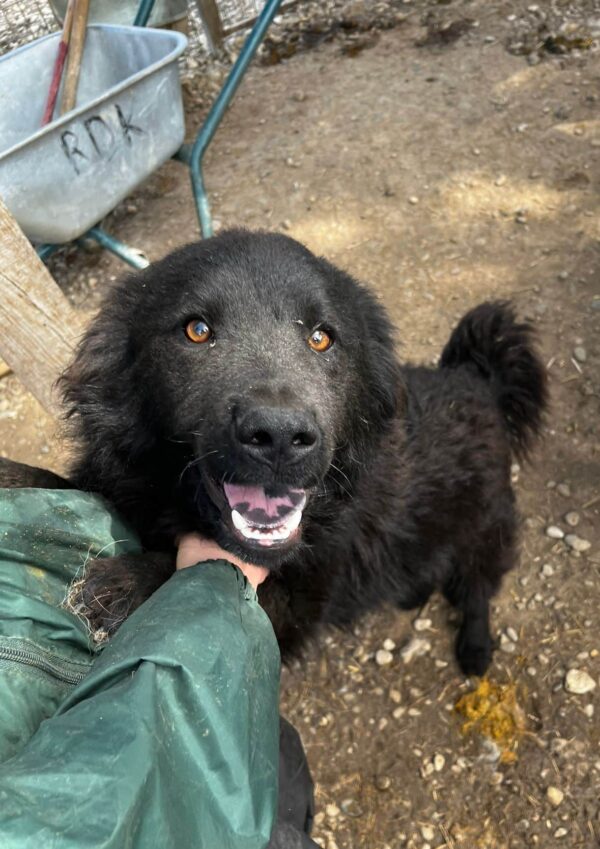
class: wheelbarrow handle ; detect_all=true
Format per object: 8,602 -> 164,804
178,0 -> 284,237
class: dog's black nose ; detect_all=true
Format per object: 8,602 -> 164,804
235,407 -> 320,467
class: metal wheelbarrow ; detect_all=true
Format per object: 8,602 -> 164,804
0,0 -> 283,268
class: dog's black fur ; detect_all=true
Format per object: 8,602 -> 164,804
7,231 -> 547,675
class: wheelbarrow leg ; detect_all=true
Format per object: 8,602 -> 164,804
176,0 -> 283,237
84,226 -> 150,269
36,227 -> 149,270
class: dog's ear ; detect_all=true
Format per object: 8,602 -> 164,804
59,281 -> 154,489
354,284 -> 401,425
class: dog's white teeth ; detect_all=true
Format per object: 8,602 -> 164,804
285,509 -> 302,533
231,507 -> 303,542
231,509 -> 248,532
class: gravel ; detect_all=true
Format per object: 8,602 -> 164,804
400,637 -> 432,664
375,648 -> 394,666
547,786 -> 565,807
564,535 -> 591,552
564,669 -> 597,694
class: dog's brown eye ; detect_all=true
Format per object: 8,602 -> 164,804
185,319 -> 212,344
308,328 -> 333,353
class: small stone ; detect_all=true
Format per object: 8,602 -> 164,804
565,534 -> 591,552
546,526 -> 564,539
500,633 -> 516,653
541,563 -> 554,577
408,707 -> 421,717
389,688 -> 402,704
506,626 -> 519,642
340,798 -> 363,818
564,512 -> 580,527
408,195 -> 419,205
433,753 -> 445,772
375,775 -> 392,791
421,825 -> 435,842
401,637 -> 431,663
573,346 -> 587,363
392,706 -> 406,719
375,649 -> 394,666
556,483 -> 571,497
584,704 -> 594,718
564,669 -> 596,694
382,638 -> 396,651
547,786 -> 564,807
495,175 -> 507,186
414,617 -> 432,631
554,827 -> 568,838
325,803 -> 340,819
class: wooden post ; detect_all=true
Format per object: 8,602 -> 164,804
0,197 -> 83,417
60,0 -> 90,115
193,0 -> 224,54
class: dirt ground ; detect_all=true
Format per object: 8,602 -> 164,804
1,1 -> 599,847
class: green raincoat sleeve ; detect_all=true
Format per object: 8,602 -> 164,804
0,488 -> 280,849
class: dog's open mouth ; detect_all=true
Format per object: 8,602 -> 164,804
223,483 -> 306,548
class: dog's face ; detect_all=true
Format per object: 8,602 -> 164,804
63,231 -> 399,566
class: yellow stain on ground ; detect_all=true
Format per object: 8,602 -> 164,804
455,678 -> 526,764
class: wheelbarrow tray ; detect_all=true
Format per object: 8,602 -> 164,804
0,25 -> 187,244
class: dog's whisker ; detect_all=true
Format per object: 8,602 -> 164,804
177,450 -> 219,486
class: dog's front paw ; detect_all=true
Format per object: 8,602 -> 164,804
455,619 -> 493,677
65,551 -> 175,642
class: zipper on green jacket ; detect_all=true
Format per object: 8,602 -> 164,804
0,645 -> 88,686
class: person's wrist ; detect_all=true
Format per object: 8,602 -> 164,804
176,533 -> 269,590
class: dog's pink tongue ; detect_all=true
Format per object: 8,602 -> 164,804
223,483 -> 306,527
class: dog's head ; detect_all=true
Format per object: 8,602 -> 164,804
62,230 -> 400,565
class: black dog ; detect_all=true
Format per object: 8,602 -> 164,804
9,230 -> 547,675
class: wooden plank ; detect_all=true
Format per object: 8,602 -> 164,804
193,0 -> 224,53
0,197 -> 84,416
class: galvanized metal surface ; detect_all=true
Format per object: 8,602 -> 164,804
0,25 -> 187,243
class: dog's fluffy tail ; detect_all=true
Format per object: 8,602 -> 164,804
440,301 -> 548,458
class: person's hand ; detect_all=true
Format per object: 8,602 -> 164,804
176,533 -> 269,590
